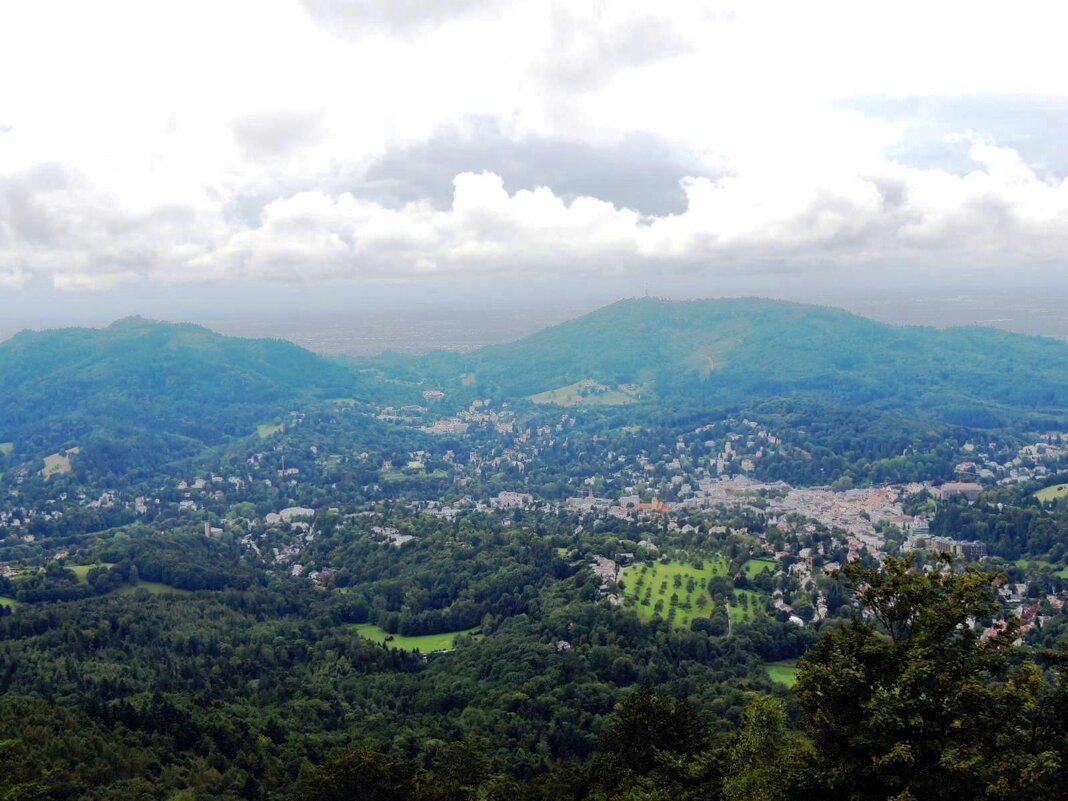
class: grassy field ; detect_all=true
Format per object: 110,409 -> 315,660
1035,483 -> 1068,503
0,596 -> 19,609
69,563 -> 117,583
742,558 -> 777,578
257,423 -> 285,438
529,379 -> 637,407
621,556 -> 729,630
354,623 -> 478,652
728,589 -> 769,623
1016,558 -> 1068,578
40,448 -> 78,478
0,442 -> 13,456
766,660 -> 800,687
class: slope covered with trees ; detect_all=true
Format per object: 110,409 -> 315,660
0,318 -> 363,472
403,297 -> 1068,431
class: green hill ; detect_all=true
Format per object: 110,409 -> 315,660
433,297 -> 1068,430
0,317 -> 362,471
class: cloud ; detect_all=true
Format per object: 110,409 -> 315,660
842,95 -> 1068,179
4,134 -> 1068,292
193,139 -> 1068,286
538,6 -> 692,90
2,1 -> 1067,297
359,120 -> 716,215
232,110 -> 325,161
299,0 -> 496,36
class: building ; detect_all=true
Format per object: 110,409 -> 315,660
938,482 -> 983,502
904,533 -> 987,561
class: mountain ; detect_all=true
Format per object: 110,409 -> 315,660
410,297 -> 1068,430
0,317 -> 362,472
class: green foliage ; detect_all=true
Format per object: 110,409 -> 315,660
795,555 -> 1068,800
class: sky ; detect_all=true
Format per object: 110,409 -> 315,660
2,0 -> 1068,333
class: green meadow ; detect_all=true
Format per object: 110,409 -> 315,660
354,623 -> 479,653
621,556 -> 729,631
69,563 -> 117,583
742,558 -> 777,578
766,660 -> 800,687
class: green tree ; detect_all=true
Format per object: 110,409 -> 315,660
795,555 -> 1051,801
723,696 -> 811,801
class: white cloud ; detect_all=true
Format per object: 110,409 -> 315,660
1,0 -> 1067,293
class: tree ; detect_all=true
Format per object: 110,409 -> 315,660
290,746 -> 416,801
794,555 -> 1057,801
722,696 -> 811,801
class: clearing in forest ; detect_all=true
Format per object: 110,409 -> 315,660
766,660 -> 800,687
529,379 -> 638,407
1035,483 -> 1068,503
354,623 -> 480,653
0,442 -> 13,456
257,423 -> 285,438
40,447 -> 79,478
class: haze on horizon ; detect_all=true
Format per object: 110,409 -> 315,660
2,0 -> 1068,348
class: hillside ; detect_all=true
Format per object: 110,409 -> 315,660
0,317 -> 362,472
438,297 -> 1068,430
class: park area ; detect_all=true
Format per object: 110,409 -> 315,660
621,556 -> 730,630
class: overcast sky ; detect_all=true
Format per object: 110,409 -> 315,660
2,0 -> 1068,326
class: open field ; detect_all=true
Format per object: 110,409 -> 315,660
354,623 -> 478,652
1035,483 -> 1068,503
0,442 -> 13,456
40,447 -> 79,478
728,589 -> 769,623
0,596 -> 19,609
742,558 -> 777,578
1015,558 -> 1068,578
622,556 -> 729,630
69,563 -> 117,583
257,423 -> 285,438
766,660 -> 800,687
529,379 -> 637,407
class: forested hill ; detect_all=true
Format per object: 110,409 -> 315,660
410,297 -> 1068,429
0,317 -> 361,472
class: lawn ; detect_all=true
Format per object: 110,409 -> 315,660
742,558 -> 777,578
257,423 -> 284,438
621,556 -> 729,631
0,442 -> 13,456
0,596 -> 19,609
766,660 -> 800,687
1035,483 -> 1068,503
529,379 -> 637,407
354,623 -> 479,653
